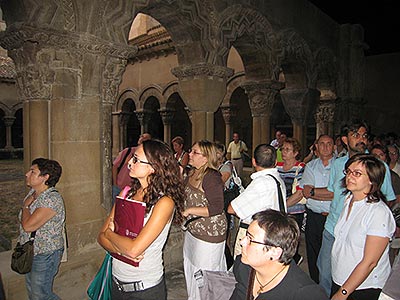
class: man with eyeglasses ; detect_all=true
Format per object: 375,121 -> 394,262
308,120 -> 395,297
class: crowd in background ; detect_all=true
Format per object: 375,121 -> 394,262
15,122 -> 400,300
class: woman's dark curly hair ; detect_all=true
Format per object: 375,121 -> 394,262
128,139 -> 185,224
341,153 -> 386,203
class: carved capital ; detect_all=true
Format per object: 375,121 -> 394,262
315,100 -> 335,123
241,80 -> 284,117
281,88 -> 320,125
158,109 -> 175,125
1,24 -> 138,59
171,63 -> 233,80
3,116 -> 16,127
102,57 -> 128,104
135,109 -> 152,126
220,104 -> 237,124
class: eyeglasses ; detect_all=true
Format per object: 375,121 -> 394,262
389,151 -> 398,156
131,155 -> 152,166
189,149 -> 203,156
241,232 -> 271,246
281,147 -> 293,152
350,132 -> 369,139
343,168 -> 366,178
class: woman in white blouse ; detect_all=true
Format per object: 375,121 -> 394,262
331,154 -> 396,300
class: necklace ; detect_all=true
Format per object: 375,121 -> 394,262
255,265 -> 287,296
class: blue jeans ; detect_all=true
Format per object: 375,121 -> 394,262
317,229 -> 335,297
25,248 -> 63,300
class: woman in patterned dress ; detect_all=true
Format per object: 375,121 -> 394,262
183,140 -> 227,300
19,158 -> 65,300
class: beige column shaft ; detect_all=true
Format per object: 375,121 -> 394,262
3,116 -> 16,150
171,63 -> 233,142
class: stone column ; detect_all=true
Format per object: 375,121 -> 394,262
241,80 -> 284,150
280,88 -> 320,155
3,115 -> 16,150
159,108 -> 175,143
135,109 -> 151,134
172,63 -> 233,142
118,111 -> 131,149
220,104 -> 237,147
0,25 -> 136,255
315,100 -> 335,137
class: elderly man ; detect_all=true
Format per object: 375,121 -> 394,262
227,132 -> 248,177
301,134 -> 335,283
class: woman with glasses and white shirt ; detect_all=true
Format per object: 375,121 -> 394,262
230,209 -> 328,300
183,140 -> 227,300
98,139 -> 185,300
331,154 -> 395,300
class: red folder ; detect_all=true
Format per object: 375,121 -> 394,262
111,196 -> 146,267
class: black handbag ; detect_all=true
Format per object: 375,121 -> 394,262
223,183 -> 240,212
11,231 -> 36,274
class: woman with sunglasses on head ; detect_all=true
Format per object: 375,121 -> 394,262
331,154 -> 396,300
183,140 -> 227,300
230,209 -> 328,300
98,139 -> 185,300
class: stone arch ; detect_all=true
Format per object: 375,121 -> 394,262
222,72 -> 245,105
139,84 -> 163,107
218,5 -> 280,79
277,28 -> 314,89
0,101 -> 11,116
135,3 -> 207,65
11,102 -> 23,115
115,89 -> 139,111
162,81 -> 179,109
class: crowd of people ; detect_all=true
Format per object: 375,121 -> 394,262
15,122 -> 400,300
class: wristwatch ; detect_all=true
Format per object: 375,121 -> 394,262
310,187 -> 315,197
341,288 -> 348,295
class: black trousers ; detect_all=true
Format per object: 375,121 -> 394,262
305,208 -> 327,283
331,282 -> 381,300
290,212 -> 304,264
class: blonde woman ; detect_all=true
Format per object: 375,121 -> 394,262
183,140 -> 227,300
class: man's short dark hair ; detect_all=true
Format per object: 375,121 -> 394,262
254,144 -> 276,168
340,119 -> 370,137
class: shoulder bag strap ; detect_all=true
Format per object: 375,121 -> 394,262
266,174 -> 286,213
246,268 -> 256,300
30,231 -> 36,241
117,147 -> 132,174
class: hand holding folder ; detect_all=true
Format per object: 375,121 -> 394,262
111,195 -> 146,267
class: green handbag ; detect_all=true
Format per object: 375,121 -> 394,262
87,252 -> 112,300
